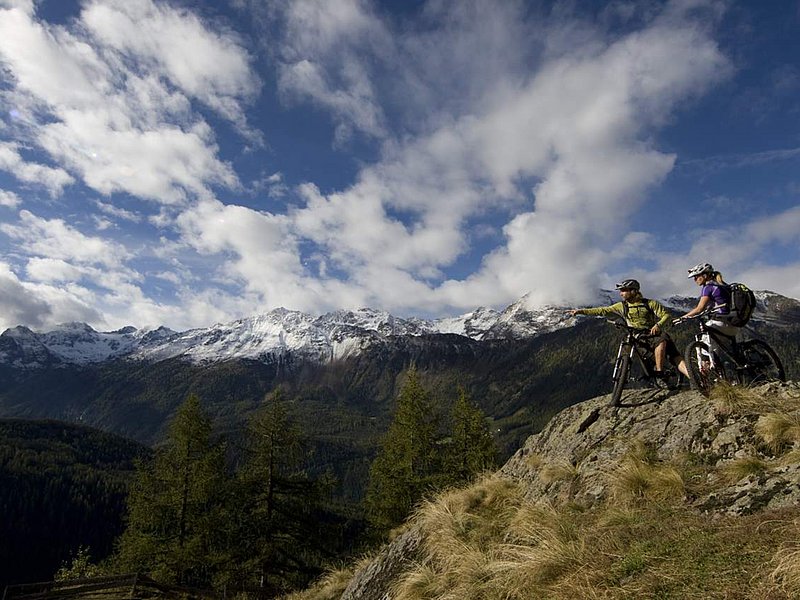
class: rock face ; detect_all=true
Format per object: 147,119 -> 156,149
339,528 -> 424,600
500,381 -> 800,513
341,381 -> 800,599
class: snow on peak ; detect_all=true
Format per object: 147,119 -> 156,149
1,290 -> 794,368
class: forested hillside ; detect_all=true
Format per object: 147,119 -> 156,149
0,420 -> 149,588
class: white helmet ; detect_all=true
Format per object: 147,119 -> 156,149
687,262 -> 714,278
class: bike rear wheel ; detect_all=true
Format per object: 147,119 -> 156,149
611,353 -> 631,406
739,340 -> 785,384
685,341 -> 725,396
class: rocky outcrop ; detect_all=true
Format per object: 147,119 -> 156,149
500,381 -> 800,513
339,527 -> 424,600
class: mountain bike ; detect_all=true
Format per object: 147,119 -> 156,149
607,320 -> 680,407
674,312 -> 785,395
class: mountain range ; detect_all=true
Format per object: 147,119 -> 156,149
2,290 -> 798,369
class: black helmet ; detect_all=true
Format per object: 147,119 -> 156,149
615,278 -> 640,291
687,263 -> 714,278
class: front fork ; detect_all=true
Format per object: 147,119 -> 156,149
695,334 -> 718,374
613,342 -> 634,380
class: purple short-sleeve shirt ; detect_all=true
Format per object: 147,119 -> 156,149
701,283 -> 730,314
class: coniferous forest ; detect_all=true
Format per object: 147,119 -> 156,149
0,374 -> 498,596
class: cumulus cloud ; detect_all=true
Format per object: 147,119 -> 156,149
275,0 -> 730,312
1,210 -> 130,269
0,189 -> 21,208
0,142 -> 74,196
0,0 -> 255,203
4,0 -> 794,333
273,0 -> 390,142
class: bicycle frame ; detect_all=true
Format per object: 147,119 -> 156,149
613,329 -> 656,382
679,310 -> 785,391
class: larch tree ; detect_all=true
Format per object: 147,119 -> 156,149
114,394 -> 227,587
365,368 -> 439,532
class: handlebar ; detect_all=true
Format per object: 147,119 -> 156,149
672,309 -> 714,326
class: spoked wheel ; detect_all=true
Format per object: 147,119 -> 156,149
739,340 -> 785,384
685,341 -> 725,396
610,353 -> 631,407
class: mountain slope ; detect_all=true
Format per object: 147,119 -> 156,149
0,420 -> 149,588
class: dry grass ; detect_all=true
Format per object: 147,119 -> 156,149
383,472 -> 800,600
755,411 -> 800,455
719,455 -> 770,484
280,565 -> 355,600
609,441 -> 685,504
540,459 -> 579,484
710,382 -> 768,416
770,544 -> 800,596
525,451 -> 544,469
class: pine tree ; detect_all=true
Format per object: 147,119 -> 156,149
114,394 -> 227,587
365,368 -> 439,531
224,388 -> 319,593
444,387 -> 498,484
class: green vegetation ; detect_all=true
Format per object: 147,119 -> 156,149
114,394 -> 228,587
0,419 -> 148,588
111,391 -> 348,595
365,370 -> 498,533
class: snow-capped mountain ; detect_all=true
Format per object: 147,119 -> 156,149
1,291 -> 797,369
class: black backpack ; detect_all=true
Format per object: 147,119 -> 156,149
727,282 -> 756,326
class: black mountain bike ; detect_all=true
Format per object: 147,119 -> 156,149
675,312 -> 785,395
607,320 -> 680,407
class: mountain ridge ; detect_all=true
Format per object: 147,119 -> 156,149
1,290 -> 797,369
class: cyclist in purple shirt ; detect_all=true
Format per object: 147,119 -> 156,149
675,263 -> 738,336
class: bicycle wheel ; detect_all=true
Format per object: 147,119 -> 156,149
685,341 -> 725,396
739,340 -> 785,384
611,353 -> 631,406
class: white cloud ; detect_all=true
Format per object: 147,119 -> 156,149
1,210 -> 130,268
0,142 -> 74,196
0,189 -> 20,208
81,0 -> 262,141
274,0 -> 389,142
0,0 -> 255,204
0,261 -> 104,331
278,0 -> 730,311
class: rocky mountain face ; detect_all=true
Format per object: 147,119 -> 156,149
0,291 -> 797,369
339,380 -> 800,600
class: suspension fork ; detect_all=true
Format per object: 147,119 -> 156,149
613,339 -> 634,379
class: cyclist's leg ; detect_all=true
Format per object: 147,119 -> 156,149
653,339 -> 667,372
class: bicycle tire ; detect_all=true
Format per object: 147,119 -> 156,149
739,340 -> 785,384
611,353 -> 631,406
685,341 -> 725,396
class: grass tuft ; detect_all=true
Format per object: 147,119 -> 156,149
540,459 -> 579,484
755,411 -> 800,455
770,544 -> 800,596
710,382 -> 767,416
609,441 -> 684,504
281,565 -> 355,600
719,455 -> 769,483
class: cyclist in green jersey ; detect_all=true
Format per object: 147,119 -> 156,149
568,279 -> 688,378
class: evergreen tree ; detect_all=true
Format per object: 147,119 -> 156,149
114,394 -> 227,587
365,368 -> 439,531
223,388 -> 320,593
444,387 -> 498,484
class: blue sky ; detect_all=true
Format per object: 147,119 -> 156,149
0,0 -> 798,332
